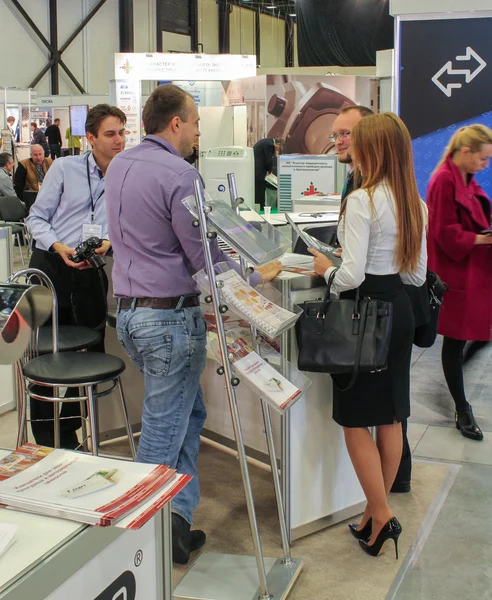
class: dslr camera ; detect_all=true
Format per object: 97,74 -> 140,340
69,237 -> 106,269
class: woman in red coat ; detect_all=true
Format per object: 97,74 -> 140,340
427,124 -> 492,441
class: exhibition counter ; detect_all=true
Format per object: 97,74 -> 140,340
103,265 -> 364,543
0,451 -> 174,600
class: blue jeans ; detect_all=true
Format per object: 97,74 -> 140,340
116,304 -> 207,524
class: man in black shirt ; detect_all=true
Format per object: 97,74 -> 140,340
44,119 -> 63,159
31,122 -> 49,157
253,138 -> 282,210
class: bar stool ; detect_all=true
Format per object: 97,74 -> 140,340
10,268 -> 136,459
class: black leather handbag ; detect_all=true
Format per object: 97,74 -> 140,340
412,270 -> 448,348
297,269 -> 393,391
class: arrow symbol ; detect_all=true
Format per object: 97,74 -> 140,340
431,47 -> 487,97
456,46 -> 487,82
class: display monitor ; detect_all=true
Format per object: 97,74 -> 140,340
69,105 -> 89,137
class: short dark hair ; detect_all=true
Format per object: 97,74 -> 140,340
340,105 -> 374,118
0,153 -> 13,167
143,85 -> 192,135
31,122 -> 37,128
54,118 -> 60,124
85,104 -> 127,137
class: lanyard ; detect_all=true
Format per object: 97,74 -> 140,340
86,153 -> 104,222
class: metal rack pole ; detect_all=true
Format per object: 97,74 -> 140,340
227,173 -> 292,562
193,179 -> 272,600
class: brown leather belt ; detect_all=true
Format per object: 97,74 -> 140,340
118,296 -> 200,310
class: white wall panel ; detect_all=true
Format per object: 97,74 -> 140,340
57,1 -> 85,95
134,0 -> 157,53
0,0 -> 51,93
198,0 -> 219,54
230,6 -> 255,56
260,14 -> 285,69
162,32 -> 191,53
84,0 -> 119,94
0,0 -> 155,96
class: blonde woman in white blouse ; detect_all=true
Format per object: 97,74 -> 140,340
310,112 -> 427,559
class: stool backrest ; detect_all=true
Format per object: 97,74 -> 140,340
0,196 -> 27,222
8,268 -> 58,355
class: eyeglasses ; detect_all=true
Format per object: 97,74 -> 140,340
329,131 -> 351,143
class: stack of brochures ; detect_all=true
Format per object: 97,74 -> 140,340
209,335 -> 308,412
0,444 -> 190,530
215,269 -> 301,339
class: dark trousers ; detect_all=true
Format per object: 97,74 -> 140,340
28,248 -> 108,447
69,147 -> 80,156
49,143 -> 61,159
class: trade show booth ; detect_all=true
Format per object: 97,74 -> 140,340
1,88 -> 34,162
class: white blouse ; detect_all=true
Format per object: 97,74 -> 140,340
324,183 -> 427,294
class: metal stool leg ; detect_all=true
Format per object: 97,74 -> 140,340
116,377 -> 137,460
79,393 -> 89,452
16,233 -> 25,266
86,385 -> 99,456
16,369 -> 28,448
53,387 -> 61,449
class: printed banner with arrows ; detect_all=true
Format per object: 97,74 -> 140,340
399,18 -> 492,139
398,17 -> 492,198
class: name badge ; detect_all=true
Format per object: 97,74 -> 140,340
82,222 -> 102,241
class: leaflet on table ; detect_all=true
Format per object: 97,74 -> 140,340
0,446 -> 179,527
285,213 -> 342,267
0,522 -> 18,558
209,335 -> 308,412
182,192 -> 289,266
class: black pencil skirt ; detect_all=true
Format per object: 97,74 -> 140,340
332,273 -> 415,428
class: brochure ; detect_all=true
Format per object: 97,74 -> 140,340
285,213 -> 342,267
216,269 -> 300,339
0,522 -> 17,558
226,337 -> 303,411
0,445 -> 186,529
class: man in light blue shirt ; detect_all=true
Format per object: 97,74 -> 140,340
25,104 -> 127,449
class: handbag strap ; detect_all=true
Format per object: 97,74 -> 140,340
333,296 -> 369,393
319,267 -> 340,316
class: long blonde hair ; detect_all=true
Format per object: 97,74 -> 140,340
342,112 -> 424,274
433,124 -> 492,173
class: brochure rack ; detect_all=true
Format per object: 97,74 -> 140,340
174,178 -> 303,600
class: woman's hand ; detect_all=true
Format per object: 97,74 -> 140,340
256,260 -> 283,282
474,234 -> 492,245
308,248 -> 335,277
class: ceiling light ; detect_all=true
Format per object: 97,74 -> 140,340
288,13 -> 296,16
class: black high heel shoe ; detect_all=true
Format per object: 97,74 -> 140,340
456,406 -> 483,441
348,518 -> 372,542
358,517 -> 402,559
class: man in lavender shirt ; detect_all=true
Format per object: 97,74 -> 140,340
105,84 -> 281,564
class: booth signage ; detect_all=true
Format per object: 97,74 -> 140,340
113,80 -> 141,148
45,521 -> 157,599
398,16 -> 492,197
399,17 -> 492,139
277,155 -> 337,212
115,53 -> 256,82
